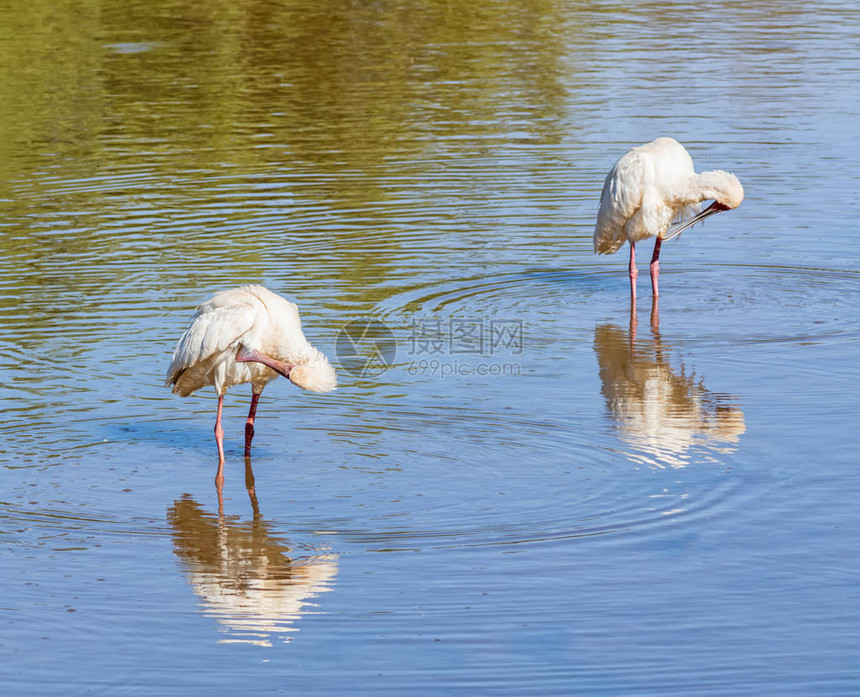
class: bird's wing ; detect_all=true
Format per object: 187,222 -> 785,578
165,302 -> 257,386
593,151 -> 647,254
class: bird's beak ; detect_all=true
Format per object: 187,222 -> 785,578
236,347 -> 294,379
260,358 -> 293,380
663,201 -> 731,241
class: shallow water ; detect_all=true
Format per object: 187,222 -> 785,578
2,0 -> 859,694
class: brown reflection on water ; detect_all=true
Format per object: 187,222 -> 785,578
594,302 -> 745,469
167,463 -> 337,646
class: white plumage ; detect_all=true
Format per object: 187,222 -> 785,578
166,285 -> 336,474
594,137 -> 744,298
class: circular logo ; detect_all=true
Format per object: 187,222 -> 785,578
336,318 -> 397,377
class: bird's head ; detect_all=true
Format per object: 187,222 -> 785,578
663,170 -> 745,242
288,350 -> 337,393
701,170 -> 744,210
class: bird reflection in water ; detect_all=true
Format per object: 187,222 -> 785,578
167,458 -> 337,646
594,299 -> 745,468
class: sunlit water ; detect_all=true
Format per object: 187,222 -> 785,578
2,0 -> 859,694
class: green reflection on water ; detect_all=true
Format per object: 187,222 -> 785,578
1,0 -> 574,177
0,0 -> 588,377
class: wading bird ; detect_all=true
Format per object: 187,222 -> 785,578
166,285 -> 336,482
594,137 -> 744,298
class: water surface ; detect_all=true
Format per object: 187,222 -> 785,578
2,0 -> 859,694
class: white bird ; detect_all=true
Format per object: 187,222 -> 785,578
166,285 -> 337,481
594,137 -> 744,298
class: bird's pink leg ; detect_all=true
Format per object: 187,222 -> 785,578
244,392 -> 261,457
214,395 -> 226,485
650,237 -> 662,297
628,241 -> 639,299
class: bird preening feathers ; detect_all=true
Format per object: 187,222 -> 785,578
594,137 -> 744,299
166,285 -> 336,483
164,139 -> 743,487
